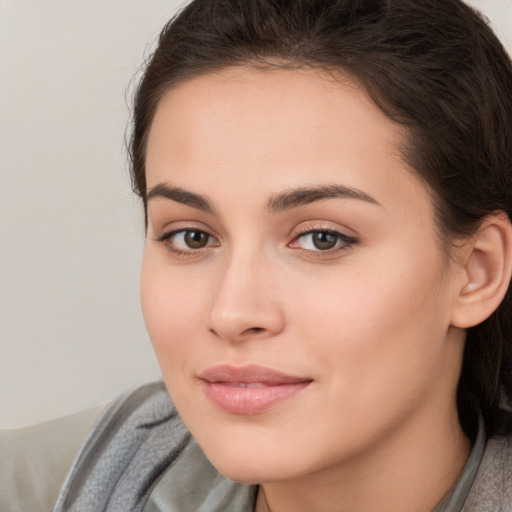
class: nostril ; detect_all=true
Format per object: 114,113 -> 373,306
244,327 -> 265,335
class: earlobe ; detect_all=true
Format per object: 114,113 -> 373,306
451,212 -> 512,328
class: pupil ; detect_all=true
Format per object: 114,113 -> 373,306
185,230 -> 208,248
313,232 -> 337,250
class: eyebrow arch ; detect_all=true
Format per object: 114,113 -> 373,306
267,184 -> 381,212
146,183 -> 215,214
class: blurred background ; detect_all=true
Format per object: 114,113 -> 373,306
1,0 -> 511,429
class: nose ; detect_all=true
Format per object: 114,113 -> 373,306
207,251 -> 285,343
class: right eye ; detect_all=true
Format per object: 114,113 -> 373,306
158,229 -> 219,253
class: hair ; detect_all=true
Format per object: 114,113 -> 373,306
129,0 -> 512,439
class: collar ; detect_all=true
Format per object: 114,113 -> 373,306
433,416 -> 486,512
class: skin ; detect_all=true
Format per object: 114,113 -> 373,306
141,67 -> 472,512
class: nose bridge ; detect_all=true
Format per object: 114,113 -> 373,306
207,244 -> 283,341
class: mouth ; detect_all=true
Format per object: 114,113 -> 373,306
198,364 -> 312,415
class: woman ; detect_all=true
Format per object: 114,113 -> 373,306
4,0 -> 512,511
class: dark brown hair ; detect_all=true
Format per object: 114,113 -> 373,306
129,0 -> 512,438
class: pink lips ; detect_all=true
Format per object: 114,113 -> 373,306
199,364 -> 312,415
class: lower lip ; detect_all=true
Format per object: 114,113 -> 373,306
202,381 -> 311,415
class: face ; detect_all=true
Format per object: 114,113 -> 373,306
141,67 -> 466,484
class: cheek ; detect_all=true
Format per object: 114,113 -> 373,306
140,252 -> 206,365
287,248 -> 450,404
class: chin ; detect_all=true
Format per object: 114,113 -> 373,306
209,458 -> 290,485
197,436 -> 310,485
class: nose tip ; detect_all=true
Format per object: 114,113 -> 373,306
207,263 -> 284,343
208,301 -> 283,343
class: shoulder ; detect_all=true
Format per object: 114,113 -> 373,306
52,381 -> 187,511
0,382 -> 253,512
463,434 -> 512,511
0,404 -> 103,512
53,381 -> 254,512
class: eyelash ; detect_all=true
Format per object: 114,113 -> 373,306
156,227 -> 358,257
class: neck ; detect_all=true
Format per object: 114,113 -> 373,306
256,404 -> 471,512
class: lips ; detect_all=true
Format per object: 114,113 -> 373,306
199,364 -> 312,415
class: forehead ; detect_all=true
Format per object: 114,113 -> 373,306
145,67 -> 430,217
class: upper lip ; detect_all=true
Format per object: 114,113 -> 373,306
199,364 -> 311,385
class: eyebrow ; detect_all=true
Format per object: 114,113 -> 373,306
147,183 -> 215,214
146,182 -> 380,214
266,184 -> 380,212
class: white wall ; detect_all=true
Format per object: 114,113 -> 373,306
0,0 -> 184,428
1,0 -> 511,429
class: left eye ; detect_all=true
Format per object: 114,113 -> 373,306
291,230 -> 354,251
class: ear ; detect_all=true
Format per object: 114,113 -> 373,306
450,212 -> 512,329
